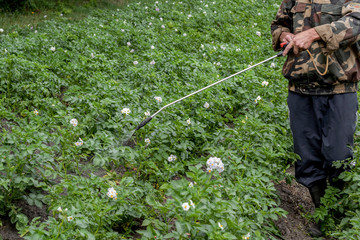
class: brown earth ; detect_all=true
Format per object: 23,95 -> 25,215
274,166 -> 332,240
0,199 -> 48,240
274,166 -> 315,240
0,218 -> 23,240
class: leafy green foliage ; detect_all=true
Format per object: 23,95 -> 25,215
2,0 -> 359,239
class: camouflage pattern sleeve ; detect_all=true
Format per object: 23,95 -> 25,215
271,0 -> 295,51
315,1 -> 360,52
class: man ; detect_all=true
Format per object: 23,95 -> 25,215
271,0 -> 360,237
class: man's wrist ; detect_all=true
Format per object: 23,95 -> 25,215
309,28 -> 321,42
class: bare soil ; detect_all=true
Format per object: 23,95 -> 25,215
274,166 -> 331,240
0,199 -> 48,240
274,166 -> 314,240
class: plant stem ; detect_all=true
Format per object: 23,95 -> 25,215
55,218 -> 64,240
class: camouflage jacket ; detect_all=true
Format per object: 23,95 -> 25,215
271,0 -> 360,95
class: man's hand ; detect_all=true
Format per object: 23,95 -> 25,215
280,32 -> 295,44
282,28 -> 321,56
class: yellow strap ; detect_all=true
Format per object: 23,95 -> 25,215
306,49 -> 329,76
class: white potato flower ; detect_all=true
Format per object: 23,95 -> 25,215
145,111 -> 151,116
182,202 -> 190,211
50,46 -> 56,52
168,155 -> 177,162
70,119 -> 78,127
107,187 -> 118,200
187,118 -> 191,125
256,31 -> 261,37
121,108 -> 131,115
255,96 -> 262,103
75,138 -> 83,147
154,96 -> 162,103
145,138 -> 151,145
204,102 -> 210,108
261,81 -> 269,87
243,232 -> 251,240
67,216 -> 74,221
218,222 -> 224,230
206,157 -> 224,173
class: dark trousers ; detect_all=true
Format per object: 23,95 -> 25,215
287,91 -> 358,188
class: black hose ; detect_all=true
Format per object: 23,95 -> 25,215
134,117 -> 153,131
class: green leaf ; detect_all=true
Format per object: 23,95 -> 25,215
93,155 -> 105,166
175,221 -> 184,235
164,232 -> 176,239
142,219 -> 153,227
257,212 -> 264,224
137,229 -> 153,238
222,232 -> 237,239
79,229 -> 95,240
160,183 -> 171,190
75,219 -> 89,229
34,199 -> 43,208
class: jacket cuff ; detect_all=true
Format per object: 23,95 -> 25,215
272,27 -> 290,51
314,24 -> 339,51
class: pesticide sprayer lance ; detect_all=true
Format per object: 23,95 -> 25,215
121,43 -> 291,147
132,50 -> 285,133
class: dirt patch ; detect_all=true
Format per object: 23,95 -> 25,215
0,199 -> 48,240
1,119 -> 14,133
274,166 -> 331,240
0,217 -> 23,240
15,199 -> 49,223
